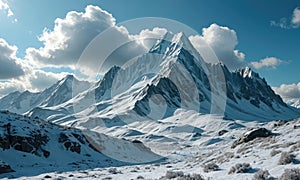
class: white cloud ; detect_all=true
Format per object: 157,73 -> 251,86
190,23 -> 246,70
0,0 -> 13,17
25,5 -> 149,78
0,80 -> 24,97
273,82 -> 300,99
292,7 -> 300,27
251,57 -> 284,69
26,70 -> 67,92
0,38 -> 67,97
0,38 -> 24,79
26,5 -> 117,66
271,7 -> 300,29
134,27 -> 168,49
0,67 -> 67,97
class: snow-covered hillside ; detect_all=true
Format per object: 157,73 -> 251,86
0,110 -> 162,178
2,111 -> 299,179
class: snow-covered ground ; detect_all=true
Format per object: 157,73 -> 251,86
1,110 -> 299,179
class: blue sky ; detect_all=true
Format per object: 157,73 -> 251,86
0,0 -> 299,98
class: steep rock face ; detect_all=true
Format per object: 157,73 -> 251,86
133,77 -> 181,117
127,32 -> 299,120
94,66 -> 121,102
228,67 -> 286,108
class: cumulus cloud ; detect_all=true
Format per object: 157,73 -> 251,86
26,5 -> 117,66
271,7 -> 300,29
190,23 -> 246,70
26,70 -> 67,91
0,38 -> 24,79
134,27 -> 167,49
273,82 -> 300,99
25,5 -> 149,78
251,57 -> 284,69
0,37 -> 68,97
0,0 -> 13,17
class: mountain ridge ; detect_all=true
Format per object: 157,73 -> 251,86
0,32 -> 299,124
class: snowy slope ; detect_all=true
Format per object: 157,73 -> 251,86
0,110 -> 162,178
3,112 -> 299,179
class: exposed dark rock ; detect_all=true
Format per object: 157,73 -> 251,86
132,140 -> 143,144
0,125 -> 50,157
0,161 -> 14,174
44,175 -> 52,178
218,130 -> 229,136
232,128 -> 272,148
59,133 -> 81,154
273,120 -> 289,128
64,141 -> 72,149
294,125 -> 300,129
58,133 -> 69,143
42,149 -> 50,158
70,142 -> 81,154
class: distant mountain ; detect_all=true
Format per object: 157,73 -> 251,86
0,75 -> 91,114
283,97 -> 300,108
0,32 -> 299,128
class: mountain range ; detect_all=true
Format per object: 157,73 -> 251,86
0,32 -> 299,125
0,32 -> 300,179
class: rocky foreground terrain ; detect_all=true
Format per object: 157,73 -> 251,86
0,109 -> 299,179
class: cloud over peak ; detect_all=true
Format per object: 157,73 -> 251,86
190,23 -> 246,70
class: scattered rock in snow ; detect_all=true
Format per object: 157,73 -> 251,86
231,128 -> 272,148
0,161 -> 14,174
218,129 -> 229,136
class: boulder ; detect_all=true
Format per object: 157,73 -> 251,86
232,128 -> 272,148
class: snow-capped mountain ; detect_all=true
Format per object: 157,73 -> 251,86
44,32 -> 299,129
283,98 -> 300,109
0,75 -> 91,114
1,32 -> 299,125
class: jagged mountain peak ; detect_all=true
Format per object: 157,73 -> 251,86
56,74 -> 78,87
236,66 -> 259,79
150,32 -> 199,59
